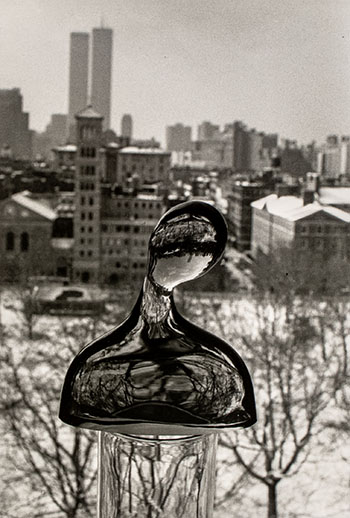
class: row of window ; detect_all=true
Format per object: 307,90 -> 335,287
5,232 -> 29,251
299,224 -> 349,234
79,250 -> 94,258
81,196 -> 95,206
101,224 -> 147,234
80,182 -> 95,191
113,200 -> 162,209
81,211 -> 94,221
80,165 -> 96,176
121,165 -> 164,173
80,146 -> 96,158
112,261 -> 146,269
103,237 -> 147,247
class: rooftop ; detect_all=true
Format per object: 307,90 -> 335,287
53,144 -> 77,153
118,146 -> 170,155
319,187 -> 350,206
75,105 -> 103,120
12,191 -> 56,221
251,194 -> 350,223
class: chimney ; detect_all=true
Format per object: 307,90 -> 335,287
303,172 -> 320,205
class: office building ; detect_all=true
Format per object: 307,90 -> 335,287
91,27 -> 113,130
0,88 -> 32,159
251,193 -> 350,259
68,33 -> 89,136
115,147 -> 171,186
166,123 -> 192,152
73,106 -> 104,284
46,114 -> 68,147
121,114 -> 133,139
197,121 -> 220,141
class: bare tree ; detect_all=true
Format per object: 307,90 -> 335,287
182,288 -> 335,518
0,313 -> 106,517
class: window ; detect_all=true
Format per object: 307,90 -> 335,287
81,196 -> 85,205
87,250 -> 92,257
88,212 -> 93,220
80,250 -> 85,257
88,227 -> 93,233
80,238 -> 85,244
81,212 -> 86,220
101,224 -> 107,232
6,231 -> 14,251
81,226 -> 85,233
89,197 -> 94,206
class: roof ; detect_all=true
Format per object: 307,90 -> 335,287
118,146 -> 170,155
54,144 -> 77,153
75,105 -> 103,120
11,192 -> 56,221
319,187 -> 350,206
251,194 -> 350,223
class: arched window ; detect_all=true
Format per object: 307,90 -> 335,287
20,232 -> 29,251
6,232 -> 14,251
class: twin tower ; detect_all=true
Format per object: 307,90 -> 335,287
68,28 -> 113,135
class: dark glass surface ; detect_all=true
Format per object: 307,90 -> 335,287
59,201 -> 256,434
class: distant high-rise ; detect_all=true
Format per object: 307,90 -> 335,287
166,123 -> 192,152
197,121 -> 220,141
46,114 -> 68,146
91,27 -> 113,130
121,114 -> 133,139
68,32 -> 89,136
0,88 -> 32,159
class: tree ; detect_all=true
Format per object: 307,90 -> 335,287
181,288 -> 335,518
0,309 -> 110,517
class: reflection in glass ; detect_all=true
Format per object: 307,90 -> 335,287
98,432 -> 217,518
60,201 -> 256,434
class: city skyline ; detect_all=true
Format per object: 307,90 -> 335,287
1,0 -> 350,145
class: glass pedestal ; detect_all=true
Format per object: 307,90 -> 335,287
97,431 -> 218,518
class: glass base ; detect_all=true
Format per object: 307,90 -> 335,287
97,431 -> 217,518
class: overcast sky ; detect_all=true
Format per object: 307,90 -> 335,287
1,0 -> 349,145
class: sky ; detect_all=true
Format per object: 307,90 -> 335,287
1,0 -> 350,145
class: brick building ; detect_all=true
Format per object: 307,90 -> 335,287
251,194 -> 350,259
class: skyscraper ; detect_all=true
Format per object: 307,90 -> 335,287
0,88 -> 32,158
68,33 -> 89,137
91,27 -> 113,130
121,114 -> 133,139
166,123 -> 192,152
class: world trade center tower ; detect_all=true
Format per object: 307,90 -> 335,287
91,27 -> 113,130
68,32 -> 89,136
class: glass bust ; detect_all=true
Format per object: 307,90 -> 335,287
59,200 -> 256,434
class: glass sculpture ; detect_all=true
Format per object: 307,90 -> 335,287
60,200 -> 256,434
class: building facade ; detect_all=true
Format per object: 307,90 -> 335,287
68,33 -> 89,137
72,106 -> 104,284
166,123 -> 192,152
0,89 -> 32,159
91,27 -> 113,130
251,194 -> 350,259
115,147 -> 171,186
197,121 -> 220,141
121,114 -> 133,139
100,194 -> 164,285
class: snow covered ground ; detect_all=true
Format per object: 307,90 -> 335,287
0,289 -> 349,517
